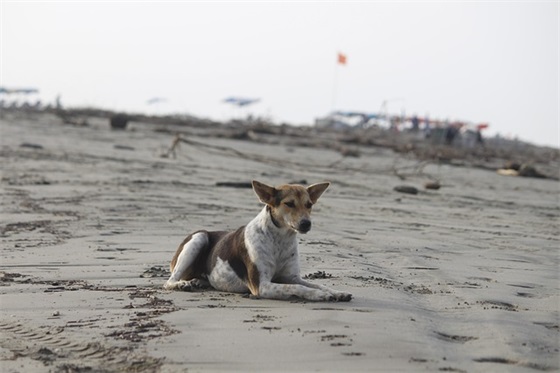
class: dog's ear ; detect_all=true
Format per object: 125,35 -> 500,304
307,182 -> 330,204
252,180 -> 278,206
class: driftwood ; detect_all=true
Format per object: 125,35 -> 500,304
390,158 -> 439,182
163,134 -> 443,183
162,131 -> 558,184
215,182 -> 253,188
394,186 -> 419,195
216,180 -> 308,188
160,134 -> 182,158
166,135 -> 323,170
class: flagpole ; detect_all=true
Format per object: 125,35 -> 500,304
331,53 -> 339,114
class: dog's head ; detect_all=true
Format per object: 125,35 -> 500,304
252,180 -> 330,234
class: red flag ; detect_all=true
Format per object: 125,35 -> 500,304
337,52 -> 347,65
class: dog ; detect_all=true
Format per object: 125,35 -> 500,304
164,180 -> 352,302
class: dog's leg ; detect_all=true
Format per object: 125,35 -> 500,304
164,232 -> 209,291
274,273 -> 352,301
257,281 -> 350,302
290,277 -> 352,302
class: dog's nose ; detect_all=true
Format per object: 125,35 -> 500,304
298,219 -> 312,233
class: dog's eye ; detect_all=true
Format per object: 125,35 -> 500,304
306,202 -> 313,209
284,201 -> 296,208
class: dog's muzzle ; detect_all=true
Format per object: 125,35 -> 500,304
297,219 -> 312,233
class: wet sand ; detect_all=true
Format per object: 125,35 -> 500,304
1,112 -> 558,372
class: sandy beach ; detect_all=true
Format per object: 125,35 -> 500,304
1,111 -> 558,372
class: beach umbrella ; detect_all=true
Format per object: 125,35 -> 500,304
223,97 -> 260,107
0,87 -> 39,95
146,97 -> 167,105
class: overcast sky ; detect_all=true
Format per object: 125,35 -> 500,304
2,1 -> 558,147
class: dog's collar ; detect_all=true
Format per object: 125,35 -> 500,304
266,205 -> 281,228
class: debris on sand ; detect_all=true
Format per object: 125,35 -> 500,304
424,181 -> 441,190
216,181 -> 253,188
140,266 -> 170,278
20,142 -> 44,150
110,113 -> 129,130
497,162 -> 548,179
394,185 -> 419,195
304,271 -> 333,279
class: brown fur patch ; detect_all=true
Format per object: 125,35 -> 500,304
209,227 -> 261,295
170,230 -> 228,281
307,182 -> 330,204
268,185 -> 314,231
276,184 -> 306,204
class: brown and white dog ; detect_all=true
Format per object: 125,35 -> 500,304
164,181 -> 352,302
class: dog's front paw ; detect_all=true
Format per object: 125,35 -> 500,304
178,281 -> 194,291
164,280 -> 193,291
189,278 -> 211,290
331,291 -> 352,302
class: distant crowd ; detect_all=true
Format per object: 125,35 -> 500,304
316,112 -> 487,149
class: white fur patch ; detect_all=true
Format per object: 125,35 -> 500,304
244,207 -> 299,281
164,232 -> 208,290
208,257 -> 248,293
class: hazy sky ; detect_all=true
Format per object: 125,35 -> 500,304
2,1 -> 558,147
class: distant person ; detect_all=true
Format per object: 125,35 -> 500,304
391,118 -> 401,132
424,115 -> 431,138
358,114 -> 368,128
476,129 -> 484,146
445,125 -> 458,145
56,95 -> 63,110
411,115 -> 420,132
